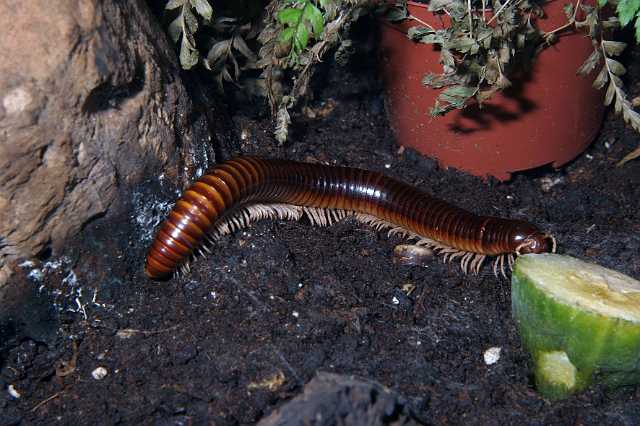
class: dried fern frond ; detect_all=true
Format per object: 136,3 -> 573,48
579,26 -> 640,165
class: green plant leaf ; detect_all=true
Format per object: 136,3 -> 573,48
430,85 -> 478,115
428,0 -> 456,12
616,0 -> 640,26
276,1 -> 327,61
278,8 -> 303,26
407,26 -> 432,40
302,3 -> 324,36
422,72 -> 458,88
279,27 -> 296,42
446,36 -> 478,54
563,3 -> 574,19
385,4 -> 409,22
294,24 -> 310,52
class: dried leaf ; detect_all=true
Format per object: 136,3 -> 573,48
232,35 -> 257,62
165,0 -> 185,10
602,16 -> 621,29
604,80 -> 616,106
611,73 -> 624,88
180,36 -> 199,69
601,40 -> 627,56
605,57 -> 626,75
496,74 -> 512,89
182,4 -> 198,35
275,104 -> 291,144
592,66 -> 609,89
205,40 -> 231,69
168,16 -> 182,43
617,146 -> 640,166
190,0 -> 212,21
577,49 -> 601,76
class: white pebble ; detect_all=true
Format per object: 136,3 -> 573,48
483,347 -> 502,365
391,296 -> 400,305
292,311 -> 299,318
92,366 -> 108,380
3,87 -> 32,114
7,384 -> 21,399
384,163 -> 391,169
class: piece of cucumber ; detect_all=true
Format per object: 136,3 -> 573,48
511,253 -> 640,400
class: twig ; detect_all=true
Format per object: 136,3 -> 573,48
115,325 -> 180,338
543,0 -> 582,41
468,0 -> 474,36
271,345 -> 303,385
487,0 -> 513,25
408,14 -> 436,31
31,391 -> 63,412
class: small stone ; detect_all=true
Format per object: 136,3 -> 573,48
393,244 -> 433,267
483,347 -> 502,365
7,384 -> 21,399
92,366 -> 108,380
3,87 -> 32,115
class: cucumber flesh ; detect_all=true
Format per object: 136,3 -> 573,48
511,254 -> 640,399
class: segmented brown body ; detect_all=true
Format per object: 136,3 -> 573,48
145,156 -> 553,279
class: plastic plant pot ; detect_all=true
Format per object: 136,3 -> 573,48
379,1 -> 606,180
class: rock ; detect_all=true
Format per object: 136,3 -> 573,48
0,0 -> 205,285
257,372 -> 426,426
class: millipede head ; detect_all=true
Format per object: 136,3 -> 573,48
514,231 -> 556,255
505,221 -> 556,256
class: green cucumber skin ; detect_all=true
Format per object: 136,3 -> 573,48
512,260 -> 640,396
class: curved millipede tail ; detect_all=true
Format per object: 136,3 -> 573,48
145,156 -> 555,280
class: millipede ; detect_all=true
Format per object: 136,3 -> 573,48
144,156 -> 556,280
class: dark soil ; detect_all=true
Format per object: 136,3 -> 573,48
2,20 -> 640,426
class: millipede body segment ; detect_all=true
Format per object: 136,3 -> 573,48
145,156 -> 555,279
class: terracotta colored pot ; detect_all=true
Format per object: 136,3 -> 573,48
379,1 -> 605,180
